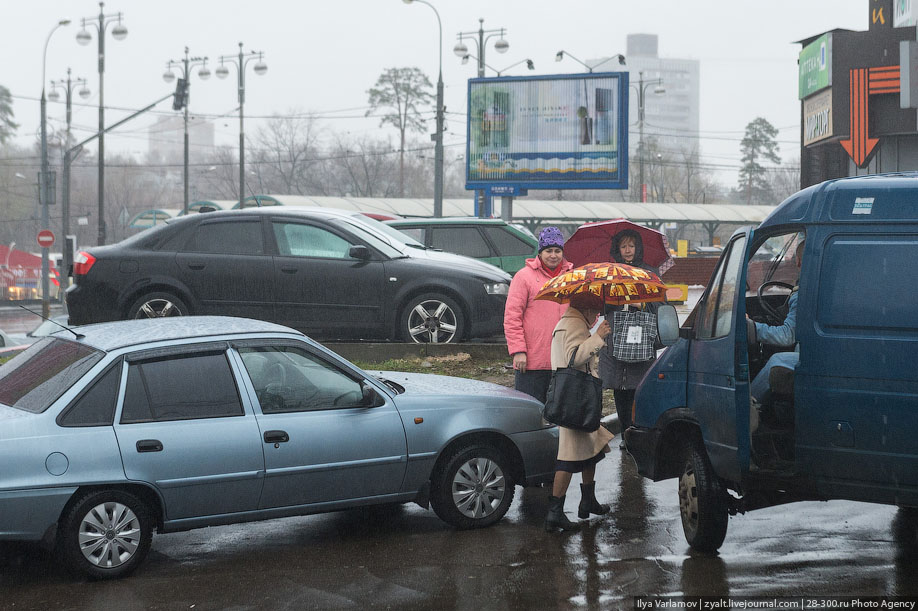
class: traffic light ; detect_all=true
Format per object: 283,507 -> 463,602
172,77 -> 188,111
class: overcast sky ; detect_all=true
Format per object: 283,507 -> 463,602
5,0 -> 867,187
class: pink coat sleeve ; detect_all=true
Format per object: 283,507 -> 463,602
504,273 -> 530,356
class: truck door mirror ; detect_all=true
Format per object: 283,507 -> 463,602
657,304 -> 680,346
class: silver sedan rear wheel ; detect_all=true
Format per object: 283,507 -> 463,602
78,501 -> 142,569
61,490 -> 153,579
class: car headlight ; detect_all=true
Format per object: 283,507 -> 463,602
484,282 -> 509,296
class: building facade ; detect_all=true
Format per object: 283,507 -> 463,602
800,0 -> 918,187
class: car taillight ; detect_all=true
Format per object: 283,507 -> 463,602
73,251 -> 96,276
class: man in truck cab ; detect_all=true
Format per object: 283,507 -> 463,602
749,239 -> 804,407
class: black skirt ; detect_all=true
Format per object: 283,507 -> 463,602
555,449 -> 607,473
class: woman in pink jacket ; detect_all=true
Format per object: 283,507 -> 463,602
504,227 -> 573,403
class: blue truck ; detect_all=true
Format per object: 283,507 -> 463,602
626,173 -> 918,551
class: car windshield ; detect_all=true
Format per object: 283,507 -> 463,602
0,337 -> 104,413
345,213 -> 425,250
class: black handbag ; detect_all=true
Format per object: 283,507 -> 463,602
542,346 -> 603,432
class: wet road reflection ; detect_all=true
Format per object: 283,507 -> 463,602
2,449 -> 916,609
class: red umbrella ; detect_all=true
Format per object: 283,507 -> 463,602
564,219 -> 674,275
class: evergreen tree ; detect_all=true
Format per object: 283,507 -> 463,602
737,117 -> 780,204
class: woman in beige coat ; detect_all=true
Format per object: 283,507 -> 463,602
545,292 -> 614,532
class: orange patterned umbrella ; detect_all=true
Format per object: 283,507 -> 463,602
535,262 -> 668,305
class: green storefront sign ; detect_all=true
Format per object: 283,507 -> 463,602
799,33 -> 833,99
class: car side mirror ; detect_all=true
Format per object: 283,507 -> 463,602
360,383 -> 384,407
349,245 -> 371,260
657,304 -> 680,346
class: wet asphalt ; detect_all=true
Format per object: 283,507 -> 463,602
2,447 -> 916,610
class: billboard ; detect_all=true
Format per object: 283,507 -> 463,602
799,33 -> 832,99
466,72 -> 629,191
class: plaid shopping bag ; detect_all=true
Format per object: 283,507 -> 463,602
611,310 -> 657,362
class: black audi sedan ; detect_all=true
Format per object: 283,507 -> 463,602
66,207 -> 511,343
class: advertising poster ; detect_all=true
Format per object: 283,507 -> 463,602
466,72 -> 629,190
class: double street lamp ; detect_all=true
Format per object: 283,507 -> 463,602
403,0 -> 444,218
163,48 -> 211,214
453,18 -> 509,217
215,43 -> 267,208
461,55 -> 534,77
76,1 -> 128,246
40,18 -> 71,317
554,50 -> 626,72
48,68 -> 90,293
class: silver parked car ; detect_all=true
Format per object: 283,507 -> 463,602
0,317 -> 557,579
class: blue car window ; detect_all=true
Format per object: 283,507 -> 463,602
121,352 -> 243,423
239,346 -> 364,413
58,361 -> 122,427
0,338 -> 103,413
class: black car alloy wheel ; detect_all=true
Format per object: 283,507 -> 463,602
400,293 -> 465,344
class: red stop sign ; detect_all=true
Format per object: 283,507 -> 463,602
37,229 -> 55,249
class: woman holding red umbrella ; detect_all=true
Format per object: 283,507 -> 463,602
599,230 -> 662,449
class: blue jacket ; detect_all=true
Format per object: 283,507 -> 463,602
755,290 -> 798,348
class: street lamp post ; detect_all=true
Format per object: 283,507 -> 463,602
554,50 -> 625,73
633,71 -> 665,203
76,1 -> 127,246
403,0 -> 444,218
461,55 -> 534,77
40,18 -> 71,318
454,18 -> 509,218
163,48 -> 211,214
49,68 -> 90,294
216,43 -> 267,208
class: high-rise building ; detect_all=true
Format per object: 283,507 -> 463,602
147,114 -> 215,162
592,34 -> 700,158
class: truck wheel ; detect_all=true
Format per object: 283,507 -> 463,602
678,441 -> 729,552
399,293 -> 465,344
128,292 -> 189,319
430,444 -> 515,529
60,490 -> 154,580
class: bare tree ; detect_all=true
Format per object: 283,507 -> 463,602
366,67 -> 434,197
249,112 -> 323,195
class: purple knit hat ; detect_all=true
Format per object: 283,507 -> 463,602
538,226 -> 565,252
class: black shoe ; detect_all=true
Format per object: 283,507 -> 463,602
619,441 -> 627,450
544,495 -> 579,532
577,483 -> 611,519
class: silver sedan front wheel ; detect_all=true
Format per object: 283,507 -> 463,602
430,444 -> 515,529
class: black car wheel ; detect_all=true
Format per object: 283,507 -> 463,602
400,293 -> 465,344
60,490 -> 154,580
678,441 -> 729,553
430,444 -> 515,529
128,292 -> 189,319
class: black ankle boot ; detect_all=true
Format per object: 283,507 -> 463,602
544,495 -> 579,532
578,483 -> 610,519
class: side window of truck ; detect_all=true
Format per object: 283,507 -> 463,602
696,236 -> 747,340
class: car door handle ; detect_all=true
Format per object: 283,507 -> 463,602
279,267 -> 298,274
136,439 -> 163,453
264,430 -> 289,443
187,263 -> 205,271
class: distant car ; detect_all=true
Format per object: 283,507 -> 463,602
0,316 -> 558,579
385,218 -> 538,275
66,207 -> 511,343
